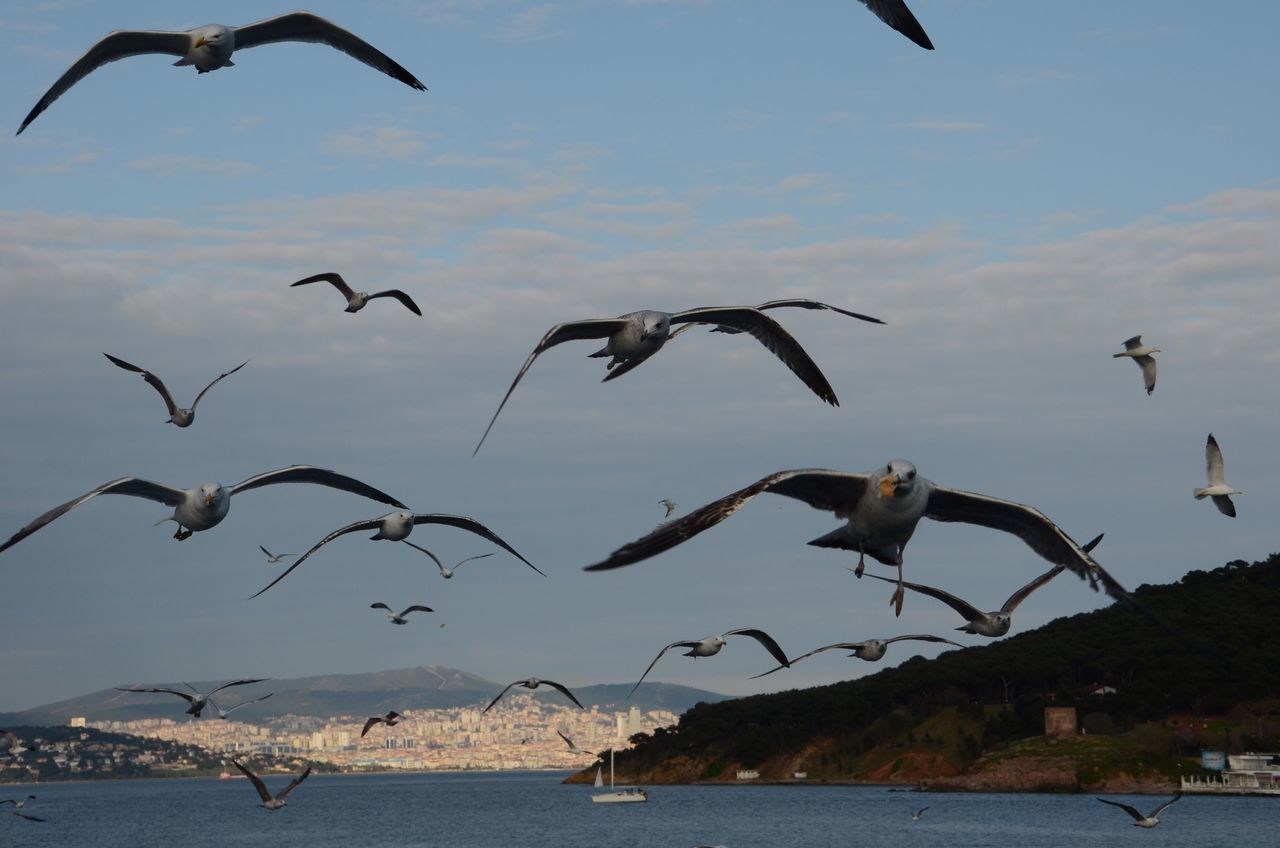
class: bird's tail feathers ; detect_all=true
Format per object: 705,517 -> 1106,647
1193,488 -> 1209,500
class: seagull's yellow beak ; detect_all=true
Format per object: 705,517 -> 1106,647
204,492 -> 216,505
879,476 -> 897,498
194,36 -> 208,48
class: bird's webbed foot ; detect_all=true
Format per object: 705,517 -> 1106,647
174,527 -> 193,541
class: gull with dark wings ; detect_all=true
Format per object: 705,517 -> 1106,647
251,510 -> 536,597
370,602 -> 433,624
473,306 -> 840,455
290,272 -> 422,316
1194,434 -> 1241,517
585,460 -> 1136,617
209,693 -> 274,720
555,728 -> 597,757
232,759 -> 311,811
751,633 -> 962,679
18,11 -> 425,135
104,354 -> 247,428
0,465 -> 406,552
1096,793 -> 1182,828
0,796 -> 36,809
483,678 -> 584,714
629,629 -> 791,698
402,542 -> 496,579
259,545 -> 296,564
115,678 -> 266,718
361,711 -> 403,737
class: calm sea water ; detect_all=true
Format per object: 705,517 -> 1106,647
0,770 -> 1271,848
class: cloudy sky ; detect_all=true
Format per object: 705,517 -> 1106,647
2,1 -> 1278,713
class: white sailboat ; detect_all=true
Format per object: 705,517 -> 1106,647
591,747 -> 648,804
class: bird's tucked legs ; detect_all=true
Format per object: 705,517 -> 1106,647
173,527 -> 193,541
891,560 -> 905,617
854,544 -> 866,578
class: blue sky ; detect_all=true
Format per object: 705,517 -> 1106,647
2,0 -> 1279,712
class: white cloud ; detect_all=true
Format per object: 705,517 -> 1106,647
127,153 -> 259,178
323,124 -> 431,159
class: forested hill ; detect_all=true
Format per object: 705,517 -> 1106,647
611,554 -> 1280,779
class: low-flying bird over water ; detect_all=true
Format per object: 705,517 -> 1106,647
251,510 -> 537,597
1112,335 -> 1159,395
232,759 -> 311,811
555,728 -> 597,757
630,629 -> 791,698
104,354 -> 247,427
17,11 -> 426,135
290,272 -> 422,316
361,711 -> 403,737
1096,793 -> 1182,828
472,306 -> 840,455
370,602 -> 433,624
483,678 -> 584,713
0,732 -> 36,758
115,678 -> 266,718
259,545 -> 296,564
0,796 -> 36,809
401,542 -> 496,579
912,805 -> 930,821
858,0 -> 934,50
0,465 -> 406,552
585,461 -> 1135,617
752,633 -> 962,678
1194,434 -> 1241,517
209,693 -> 274,720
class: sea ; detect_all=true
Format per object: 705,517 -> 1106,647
0,770 -> 1271,848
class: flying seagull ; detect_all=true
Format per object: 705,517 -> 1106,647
751,633 -> 963,678
402,542 -> 496,579
584,461 -> 1136,618
473,306 -> 839,455
0,796 -> 36,809
0,465 -> 406,553
251,510 -> 537,597
858,0 -> 934,50
668,298 -> 884,339
115,678 -> 267,718
370,602 -> 433,624
1112,335 -> 1159,396
361,711 -> 403,737
659,499 -> 677,518
1194,434 -> 1241,517
232,759 -> 311,811
1096,793 -> 1182,828
912,805 -> 930,821
259,545 -> 296,564
0,731 -> 36,758
104,354 -> 248,428
17,11 -> 425,135
555,728 -> 597,757
289,272 -> 422,316
629,629 -> 791,698
483,678 -> 584,713
208,692 -> 274,720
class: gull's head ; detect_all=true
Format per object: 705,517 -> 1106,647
710,636 -> 727,650
199,483 -> 225,507
855,640 -> 885,659
877,459 -> 918,498
639,311 -> 671,341
193,25 -> 230,50
991,613 -> 1012,635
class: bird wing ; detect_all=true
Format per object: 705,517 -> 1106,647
858,0 -> 934,50
1096,798 -> 1144,821
1000,565 -> 1066,614
541,679 -> 585,709
924,485 -> 1134,604
598,353 -> 652,383
1211,494 -> 1237,518
725,628 -> 791,668
229,465 -> 407,506
409,514 -> 541,573
1,477 -> 188,554
276,766 -> 313,801
451,553 -> 496,571
259,545 -> 274,558
749,642 -> 858,679
371,602 -> 392,612
361,716 -> 384,737
207,678 -> 267,696
669,307 -> 838,406
400,539 -> 446,571
585,469 -> 868,571
483,681 -> 521,713
233,12 -> 425,90
472,318 -> 630,456
368,289 -> 423,316
250,516 -> 385,598
8,811 -> 47,822
883,634 -> 965,648
225,693 -> 273,714
629,641 -> 699,697
1205,434 -> 1227,486
555,728 -> 577,749
864,572 -> 984,621
755,298 -> 885,325
104,353 -> 179,417
1134,355 -> 1156,395
290,271 -> 354,298
400,605 -> 434,616
1149,793 -> 1183,817
190,360 -> 249,412
233,760 -> 273,803
1122,335 -> 1144,350
17,29 -> 193,134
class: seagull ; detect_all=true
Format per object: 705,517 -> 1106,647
0,465 -> 406,552
751,634 -> 963,678
0,796 -> 36,809
17,11 -> 425,135
584,461 -> 1136,618
858,0 -> 934,50
483,678 -> 584,713
629,629 -> 791,698
361,711 -> 403,737
103,354 -> 248,428
208,692 -> 274,720
232,759 -> 311,811
289,272 -> 422,316
251,510 -> 537,597
911,805 -> 931,820
864,534 -> 1103,637
1112,335 -> 1159,396
401,542 -> 496,579
1096,793 -> 1182,828
1194,434 -> 1241,517
259,545 -> 296,564
370,602 -> 433,624
669,298 -> 884,339
555,728 -> 597,757
0,731 -> 36,758
472,306 -> 840,455
659,499 -> 678,518
115,678 -> 267,718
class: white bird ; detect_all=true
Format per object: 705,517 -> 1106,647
208,693 -> 274,720
659,499 -> 678,518
401,542 -> 496,579
251,511 -> 536,597
483,678 -> 584,713
361,711 -> 403,737
1096,793 -> 1182,828
858,0 -> 934,50
232,759 -> 311,811
555,728 -> 597,757
1194,434 -> 1241,517
472,306 -> 840,455
17,11 -> 425,135
751,633 -> 963,678
104,354 -> 248,428
584,461 -> 1136,618
259,545 -> 296,564
629,628 -> 792,698
115,678 -> 267,718
912,805 -> 930,821
370,602 -> 433,624
0,796 -> 36,809
0,465 -> 407,552
0,731 -> 36,758
1112,335 -> 1159,396
290,272 -> 422,316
